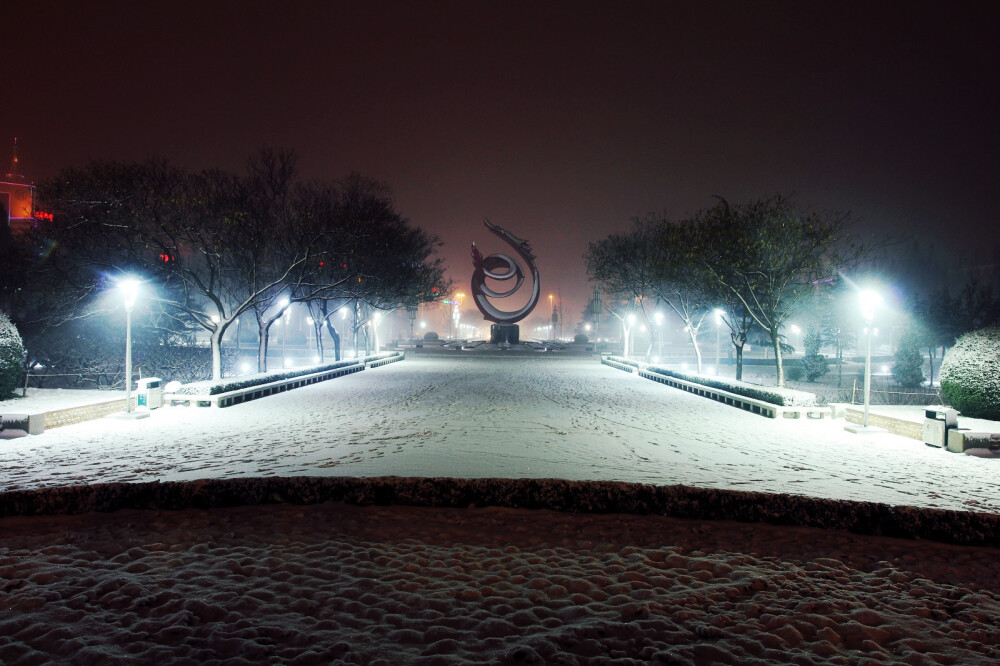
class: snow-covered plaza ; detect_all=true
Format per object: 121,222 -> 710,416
1,354 -> 997,515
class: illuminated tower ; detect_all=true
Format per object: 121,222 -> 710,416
1,137 -> 36,234
6,137 -> 23,181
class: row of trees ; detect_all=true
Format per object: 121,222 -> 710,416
585,195 -> 869,387
2,149 -> 449,382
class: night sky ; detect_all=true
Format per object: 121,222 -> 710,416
6,1 -> 999,324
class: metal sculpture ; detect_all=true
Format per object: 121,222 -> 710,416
471,218 -> 541,324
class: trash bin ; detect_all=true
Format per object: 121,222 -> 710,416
923,406 -> 959,447
135,377 -> 163,410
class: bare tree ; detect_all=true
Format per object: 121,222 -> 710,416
696,195 -> 868,387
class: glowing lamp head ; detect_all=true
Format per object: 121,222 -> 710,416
859,290 -> 883,321
119,278 -> 140,310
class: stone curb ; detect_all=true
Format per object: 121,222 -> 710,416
1,477 -> 998,548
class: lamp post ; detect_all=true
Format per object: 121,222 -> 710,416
859,290 -> 883,428
654,311 -> 664,361
625,313 -> 636,357
119,278 -> 140,414
372,312 -> 382,353
278,297 -> 290,368
714,308 -> 724,371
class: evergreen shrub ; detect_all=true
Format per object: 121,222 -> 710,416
940,326 -> 1000,420
800,325 -> 829,382
0,311 -> 25,399
423,331 -> 439,341
892,328 -> 926,389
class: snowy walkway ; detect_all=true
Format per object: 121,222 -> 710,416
1,355 -> 997,514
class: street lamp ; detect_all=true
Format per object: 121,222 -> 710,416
714,308 -> 724,370
847,289 -> 885,433
654,312 -> 664,361
119,278 -> 141,416
625,313 -> 636,357
278,297 -> 290,367
372,312 -> 382,353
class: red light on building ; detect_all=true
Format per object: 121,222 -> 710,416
33,210 -> 53,221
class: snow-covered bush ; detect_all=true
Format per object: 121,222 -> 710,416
0,311 -> 25,399
644,365 -> 818,407
940,326 -> 1000,420
172,359 -> 361,396
423,331 -> 439,340
800,325 -> 829,382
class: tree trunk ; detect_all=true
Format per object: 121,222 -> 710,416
735,344 -> 745,381
257,320 -> 272,373
687,328 -> 703,374
928,346 -> 935,386
771,326 -> 785,387
312,321 -> 324,362
325,321 -> 342,361
211,329 -> 224,380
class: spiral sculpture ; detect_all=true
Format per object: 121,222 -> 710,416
470,218 -> 540,324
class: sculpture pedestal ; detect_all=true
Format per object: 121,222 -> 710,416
490,324 -> 520,345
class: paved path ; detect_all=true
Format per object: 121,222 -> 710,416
1,356 -> 997,514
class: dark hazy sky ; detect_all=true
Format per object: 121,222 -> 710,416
6,1 -> 999,323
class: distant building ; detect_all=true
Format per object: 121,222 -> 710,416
1,138 -> 41,235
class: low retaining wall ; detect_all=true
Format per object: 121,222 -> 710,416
1,476 -> 998,548
46,398 -> 134,429
845,408 -> 923,440
3,397 -> 137,435
601,357 -> 636,373
367,351 -> 405,368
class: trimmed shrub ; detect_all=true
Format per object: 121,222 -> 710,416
800,325 -> 829,382
640,362 -> 819,407
574,333 -> 589,343
940,326 -> 1000,420
423,331 -> 439,341
172,359 -> 363,396
892,328 -> 925,389
786,366 -> 805,382
0,311 -> 24,399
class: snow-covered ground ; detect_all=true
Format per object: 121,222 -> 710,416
1,355 -> 996,514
